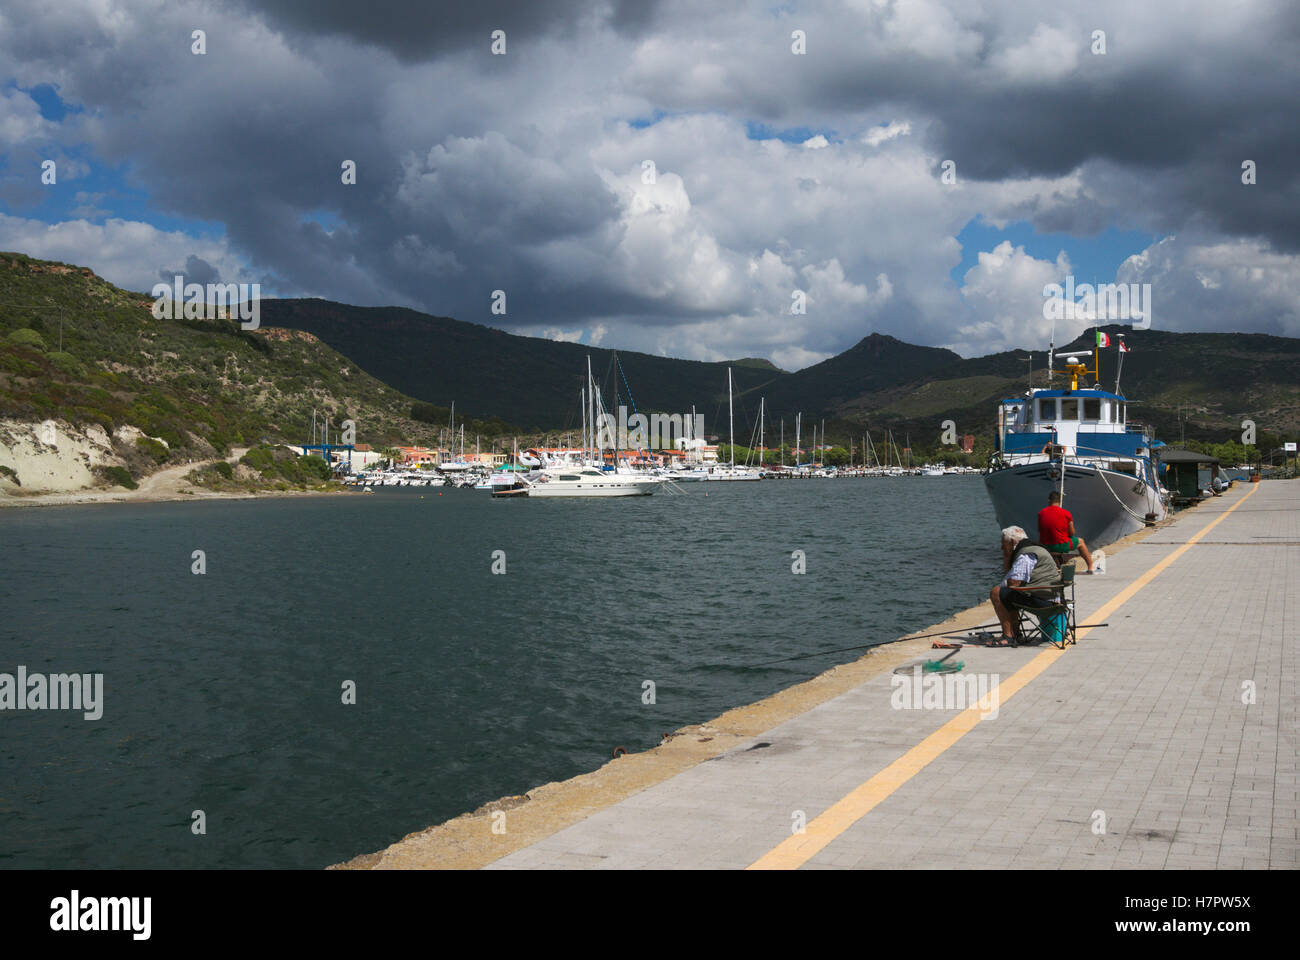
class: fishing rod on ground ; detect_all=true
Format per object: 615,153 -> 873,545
747,620 -> 1110,667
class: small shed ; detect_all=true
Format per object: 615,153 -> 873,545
1158,448 -> 1221,502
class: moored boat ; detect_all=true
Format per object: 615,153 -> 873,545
984,347 -> 1168,546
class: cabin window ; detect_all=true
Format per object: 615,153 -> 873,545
1082,398 -> 1100,421
1036,398 -> 1058,421
559,474 -> 580,481
1061,398 -> 1080,420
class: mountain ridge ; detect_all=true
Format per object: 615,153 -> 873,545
2,253 -> 1296,466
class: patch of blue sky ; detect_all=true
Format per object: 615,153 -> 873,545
950,217 -> 1164,288
627,109 -> 673,129
21,81 -> 81,121
744,120 -> 838,144
300,209 -> 345,232
11,158 -> 224,236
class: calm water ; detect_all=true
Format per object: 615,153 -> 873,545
1,478 -> 998,868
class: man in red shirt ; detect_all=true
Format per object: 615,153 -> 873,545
1037,491 -> 1096,573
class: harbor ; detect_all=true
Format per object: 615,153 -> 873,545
339,479 -> 1296,869
6,0 -> 1300,936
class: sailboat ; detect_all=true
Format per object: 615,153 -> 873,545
701,368 -> 761,481
440,406 -> 475,472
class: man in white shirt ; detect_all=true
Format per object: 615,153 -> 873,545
989,526 -> 1057,645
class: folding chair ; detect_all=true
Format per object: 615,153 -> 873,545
1008,561 -> 1077,649
1049,549 -> 1080,569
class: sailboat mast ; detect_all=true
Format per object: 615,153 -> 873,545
588,355 -> 596,464
728,367 -> 735,468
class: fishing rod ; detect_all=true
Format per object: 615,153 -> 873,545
749,621 -> 1110,667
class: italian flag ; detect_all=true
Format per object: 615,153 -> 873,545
1096,331 -> 1111,347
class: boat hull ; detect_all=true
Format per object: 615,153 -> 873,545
984,461 -> 1166,547
526,479 -> 658,497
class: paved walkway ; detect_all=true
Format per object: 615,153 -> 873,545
487,481 -> 1297,869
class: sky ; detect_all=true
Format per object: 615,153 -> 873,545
1,0 -> 1297,369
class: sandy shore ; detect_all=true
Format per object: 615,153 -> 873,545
333,503 -> 1191,870
0,448 -> 346,509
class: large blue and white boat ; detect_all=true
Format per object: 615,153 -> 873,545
984,351 -> 1168,547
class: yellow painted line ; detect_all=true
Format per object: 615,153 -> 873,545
748,485 -> 1260,870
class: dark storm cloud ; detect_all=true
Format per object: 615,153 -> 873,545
4,0 -> 1299,360
225,0 -> 664,61
920,61 -> 1300,250
621,1 -> 1300,252
163,254 -> 221,285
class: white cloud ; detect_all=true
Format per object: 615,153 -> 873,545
541,327 -> 584,342
1117,235 -> 1300,337
989,24 -> 1081,83
0,87 -> 56,148
952,240 -> 1075,355
864,120 -> 911,147
0,213 -> 250,293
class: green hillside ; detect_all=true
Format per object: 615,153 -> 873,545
0,252 -> 509,484
255,298 -> 792,433
865,326 -> 1300,452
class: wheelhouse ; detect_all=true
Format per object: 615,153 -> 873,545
997,388 -> 1153,461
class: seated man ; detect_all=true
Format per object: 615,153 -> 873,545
1037,490 -> 1096,572
988,526 -> 1058,644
